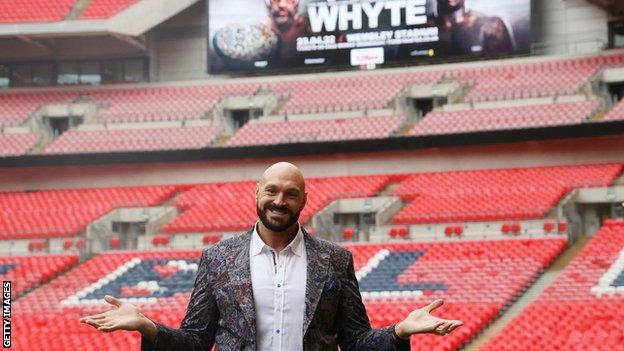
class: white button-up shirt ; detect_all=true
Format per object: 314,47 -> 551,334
250,224 -> 307,351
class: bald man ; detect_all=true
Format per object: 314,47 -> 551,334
80,162 -> 462,350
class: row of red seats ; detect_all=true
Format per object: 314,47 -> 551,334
448,53 -> 624,103
0,133 -> 40,157
43,125 -> 222,154
482,219 -> 624,350
272,71 -> 442,115
0,185 -> 177,239
164,175 -> 390,233
392,163 -> 622,224
226,115 -> 405,147
409,100 -> 600,136
0,253 -> 77,297
0,91 -> 77,127
0,0 -> 76,23
80,0 -> 137,19
603,97 -> 624,121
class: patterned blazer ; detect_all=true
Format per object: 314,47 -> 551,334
142,228 -> 410,351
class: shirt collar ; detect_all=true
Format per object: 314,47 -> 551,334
251,222 -> 304,257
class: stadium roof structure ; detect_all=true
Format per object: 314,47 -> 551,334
0,0 -> 198,58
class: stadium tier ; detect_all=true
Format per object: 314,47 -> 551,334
89,84 -> 258,123
1,163 -> 621,239
272,70 -> 442,114
409,99 -> 601,136
482,219 -> 624,351
43,125 -> 222,154
0,253 -> 77,297
163,175 -> 390,233
0,0 -> 75,23
448,54 -> 624,102
79,0 -> 138,19
0,186 -> 176,239
392,163 -> 623,224
12,237 -> 565,351
0,133 -> 40,157
225,114 -> 405,147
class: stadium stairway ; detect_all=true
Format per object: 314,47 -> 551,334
463,235 -> 592,350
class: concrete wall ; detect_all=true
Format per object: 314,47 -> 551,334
1,134 -> 623,192
148,1 -> 209,82
533,0 -> 610,55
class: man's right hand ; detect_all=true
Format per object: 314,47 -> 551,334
79,295 -> 158,342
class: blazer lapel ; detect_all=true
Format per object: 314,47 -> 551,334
302,231 -> 330,337
227,230 -> 256,342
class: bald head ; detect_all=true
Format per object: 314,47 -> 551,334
258,162 -> 306,193
256,162 -> 307,233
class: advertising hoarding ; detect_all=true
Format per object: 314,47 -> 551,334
208,0 -> 531,74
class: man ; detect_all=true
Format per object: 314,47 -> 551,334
80,162 -> 463,350
408,0 -> 514,56
264,0 -> 310,62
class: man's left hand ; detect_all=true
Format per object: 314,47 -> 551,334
394,299 -> 463,339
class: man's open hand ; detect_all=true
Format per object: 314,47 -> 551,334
79,295 -> 157,341
394,299 -> 463,339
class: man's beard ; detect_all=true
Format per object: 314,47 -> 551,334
257,203 -> 300,232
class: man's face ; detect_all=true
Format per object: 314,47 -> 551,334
268,0 -> 299,28
437,0 -> 464,14
256,174 -> 306,232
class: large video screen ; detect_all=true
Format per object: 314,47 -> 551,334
207,0 -> 531,74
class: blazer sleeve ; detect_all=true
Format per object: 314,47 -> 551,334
336,250 -> 410,351
141,248 -> 219,351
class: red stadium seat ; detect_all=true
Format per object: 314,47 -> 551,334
482,220 -> 624,351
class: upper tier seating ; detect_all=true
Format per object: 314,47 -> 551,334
225,114 -> 405,147
0,91 -> 78,127
603,97 -> 624,121
80,0 -> 138,19
392,163 -> 623,224
12,237 -> 565,350
0,0 -> 75,23
409,100 -> 600,136
0,253 -> 77,297
0,133 -> 40,157
0,185 -> 177,239
43,125 -> 222,154
271,71 -> 442,115
448,54 -> 624,103
482,219 -> 624,351
90,84 -> 258,123
163,175 -> 390,233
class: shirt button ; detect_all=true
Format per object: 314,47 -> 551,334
277,284 -> 281,288
276,329 -> 280,334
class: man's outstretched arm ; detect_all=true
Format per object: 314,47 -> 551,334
80,249 -> 219,351
337,251 -> 462,351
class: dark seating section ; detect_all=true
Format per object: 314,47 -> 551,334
482,219 -> 624,351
